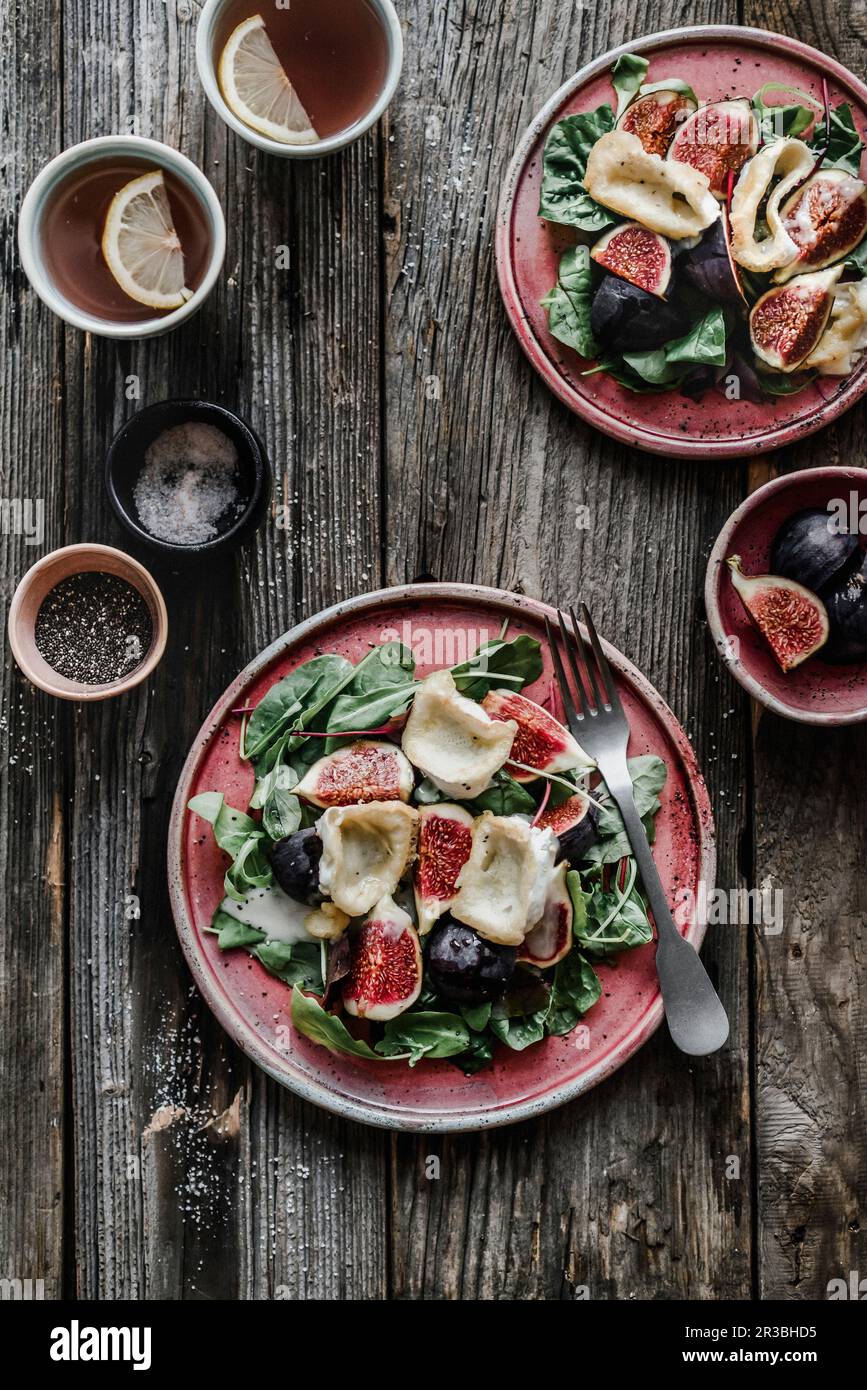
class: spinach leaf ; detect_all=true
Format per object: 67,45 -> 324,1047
450,632 -> 543,700
545,948 -> 602,1035
224,833 -> 273,903
188,792 -> 260,857
323,643 -> 417,751
752,89 -> 815,143
413,777 -> 449,806
812,103 -> 864,176
467,771 -> 538,817
459,1001 -> 492,1032
490,1007 -> 547,1051
375,1012 -> 471,1066
256,941 -> 323,992
846,237 -> 867,276
756,370 -> 817,397
542,245 -> 599,359
665,308 -> 728,368
209,907 -> 265,951
291,987 -> 384,1060
244,654 -> 354,762
538,105 -> 618,231
621,348 -> 684,388
569,867 -> 654,959
586,356 -> 678,394
454,1031 -> 494,1074
584,753 -> 667,863
611,53 -> 648,118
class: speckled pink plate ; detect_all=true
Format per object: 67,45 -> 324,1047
706,468 -> 867,723
496,26 -> 867,459
168,585 -> 715,1132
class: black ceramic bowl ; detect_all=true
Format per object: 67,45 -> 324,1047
105,399 -> 272,562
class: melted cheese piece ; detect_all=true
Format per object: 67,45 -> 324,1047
451,813 -> 558,946
730,138 -> 815,273
805,281 -> 867,375
401,669 -> 517,799
583,129 -> 719,239
219,884 -> 348,943
318,800 -> 418,918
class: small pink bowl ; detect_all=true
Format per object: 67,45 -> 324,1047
8,543 -> 168,701
705,468 -> 867,725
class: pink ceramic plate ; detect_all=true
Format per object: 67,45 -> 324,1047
706,468 -> 867,724
496,26 -> 867,460
168,585 -> 716,1131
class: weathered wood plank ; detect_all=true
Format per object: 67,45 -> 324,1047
384,0 -> 753,1299
60,0 -> 387,1298
0,0 -> 66,1302
742,0 -> 867,1301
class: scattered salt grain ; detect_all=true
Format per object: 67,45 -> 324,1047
133,421 -> 242,546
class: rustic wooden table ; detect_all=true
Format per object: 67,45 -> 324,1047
2,0 -> 865,1302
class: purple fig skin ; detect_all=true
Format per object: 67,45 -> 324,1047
770,508 -> 860,594
682,218 -> 745,305
590,274 -> 691,352
820,552 -> 867,663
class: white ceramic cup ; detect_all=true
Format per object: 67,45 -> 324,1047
196,0 -> 404,158
18,135 -> 227,340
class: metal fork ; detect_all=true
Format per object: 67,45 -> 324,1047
545,604 -> 729,1057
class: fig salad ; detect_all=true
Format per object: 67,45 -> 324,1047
188,630 -> 667,1073
540,52 -> 867,398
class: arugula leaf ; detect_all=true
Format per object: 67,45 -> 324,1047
375,1012 -> 470,1066
812,102 -> 864,176
569,866 -> 654,959
224,832 -> 273,903
188,792 -> 260,857
538,105 -> 618,231
291,987 -> 383,1060
545,948 -> 602,1034
542,245 -> 599,359
611,53 -> 649,118
450,633 -> 543,700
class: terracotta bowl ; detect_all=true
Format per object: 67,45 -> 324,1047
8,543 -> 168,701
705,468 -> 867,724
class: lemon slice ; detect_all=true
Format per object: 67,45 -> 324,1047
218,14 -> 318,145
101,171 -> 193,311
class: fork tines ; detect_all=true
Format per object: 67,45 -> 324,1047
544,604 -> 622,723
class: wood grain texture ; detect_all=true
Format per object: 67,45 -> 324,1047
0,0 -> 66,1302
384,0 -> 752,1299
742,0 -> 867,1301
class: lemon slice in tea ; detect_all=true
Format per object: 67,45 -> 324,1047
219,14 -> 318,145
101,170 -> 193,311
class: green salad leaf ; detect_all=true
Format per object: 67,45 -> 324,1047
812,102 -> 864,176
256,940 -> 323,991
569,865 -> 654,959
209,908 -> 264,951
752,84 -> 816,143
323,641 -> 416,751
538,105 -> 618,231
611,53 -> 649,117
542,245 -> 599,359
639,77 -> 698,104
188,792 -> 273,902
584,754 -> 667,863
243,654 -> 354,762
291,987 -> 384,1060
545,948 -> 603,1035
375,1012 -> 470,1066
450,632 -> 543,700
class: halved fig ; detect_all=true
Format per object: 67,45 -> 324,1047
749,266 -> 843,372
617,88 -> 697,157
342,895 -> 422,1021
535,791 -> 598,864
427,916 -> 517,1005
518,863 -> 574,968
668,99 -> 759,198
775,170 -> 867,283
296,739 -> 414,808
590,274 -> 691,352
682,213 -> 746,305
481,689 -> 593,782
414,803 -> 474,935
727,555 -> 829,671
590,222 -> 672,297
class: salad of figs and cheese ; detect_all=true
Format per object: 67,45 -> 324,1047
540,52 -> 867,397
189,631 -> 667,1071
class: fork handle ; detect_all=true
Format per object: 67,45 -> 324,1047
609,783 -> 729,1056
